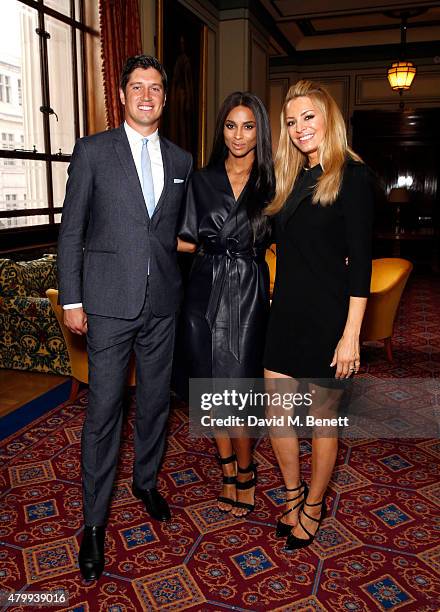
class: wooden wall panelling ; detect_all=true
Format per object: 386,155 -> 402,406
269,77 -> 289,151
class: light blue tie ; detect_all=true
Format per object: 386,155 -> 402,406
141,137 -> 155,217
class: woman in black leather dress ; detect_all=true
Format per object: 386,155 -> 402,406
178,92 -> 274,517
264,80 -> 374,549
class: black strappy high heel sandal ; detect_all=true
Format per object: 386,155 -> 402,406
285,497 -> 327,550
217,454 -> 237,513
233,462 -> 257,517
276,480 -> 309,538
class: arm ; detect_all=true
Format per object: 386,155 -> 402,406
176,156 -> 196,254
331,297 -> 367,378
332,163 -> 374,378
177,238 -> 196,253
57,139 -> 93,334
177,173 -> 199,246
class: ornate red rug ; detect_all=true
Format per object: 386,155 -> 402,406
1,274 -> 439,611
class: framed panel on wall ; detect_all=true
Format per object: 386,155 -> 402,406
269,78 -> 289,152
156,0 -> 207,167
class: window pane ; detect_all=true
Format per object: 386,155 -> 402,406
44,0 -> 71,17
46,16 -> 75,154
0,214 -> 50,229
0,158 -> 47,219
74,0 -> 82,21
54,212 -> 62,223
0,1 -> 44,153
52,161 -> 69,207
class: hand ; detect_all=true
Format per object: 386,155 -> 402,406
330,334 -> 360,379
64,307 -> 88,335
177,237 -> 197,253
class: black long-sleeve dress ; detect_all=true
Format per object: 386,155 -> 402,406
264,159 -> 374,379
178,161 -> 270,379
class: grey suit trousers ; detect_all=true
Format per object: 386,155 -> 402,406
81,283 -> 175,525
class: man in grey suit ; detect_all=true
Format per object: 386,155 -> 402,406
58,55 -> 192,581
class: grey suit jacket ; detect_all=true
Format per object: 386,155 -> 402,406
57,125 -> 193,319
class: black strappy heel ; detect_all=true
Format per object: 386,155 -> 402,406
276,480 -> 309,538
285,497 -> 327,550
217,454 -> 237,513
232,462 -> 257,517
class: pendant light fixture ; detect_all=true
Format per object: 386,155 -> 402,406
386,10 -> 421,107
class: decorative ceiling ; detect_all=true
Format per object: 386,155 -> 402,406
257,0 -> 440,59
208,0 -> 439,64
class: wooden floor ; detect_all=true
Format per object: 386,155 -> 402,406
0,369 -> 68,418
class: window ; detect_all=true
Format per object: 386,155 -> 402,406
0,75 -> 12,103
5,194 -> 18,207
1,133 -> 12,146
2,133 -> 15,165
5,76 -> 11,103
0,0 -> 99,231
4,194 -> 18,226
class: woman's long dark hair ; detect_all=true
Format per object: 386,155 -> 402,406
208,92 -> 275,241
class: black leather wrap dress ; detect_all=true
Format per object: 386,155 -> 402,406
178,161 -> 270,379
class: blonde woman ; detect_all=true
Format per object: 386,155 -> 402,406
264,81 -> 374,549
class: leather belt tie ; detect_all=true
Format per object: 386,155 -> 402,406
200,237 -> 265,362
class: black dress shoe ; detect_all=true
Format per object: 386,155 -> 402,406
132,485 -> 171,521
78,525 -> 105,581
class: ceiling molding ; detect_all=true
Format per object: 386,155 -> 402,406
269,41 -> 439,67
264,0 -> 437,21
197,1 -> 439,60
213,0 -> 298,57
293,19 -> 439,38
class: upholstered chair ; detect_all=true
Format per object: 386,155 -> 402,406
46,289 -> 135,399
266,244 -> 277,299
0,257 -> 69,374
361,258 -> 413,361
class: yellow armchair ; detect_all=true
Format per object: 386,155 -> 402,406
46,289 -> 135,400
361,258 -> 413,361
266,244 -> 277,299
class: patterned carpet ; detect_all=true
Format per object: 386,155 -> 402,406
0,274 -> 439,611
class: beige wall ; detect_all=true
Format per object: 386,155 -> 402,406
218,19 -> 249,102
218,13 -> 270,108
249,24 -> 269,105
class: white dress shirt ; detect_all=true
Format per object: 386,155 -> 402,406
63,122 -> 164,310
124,121 -> 164,205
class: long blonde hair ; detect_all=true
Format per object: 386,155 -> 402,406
266,80 -> 362,215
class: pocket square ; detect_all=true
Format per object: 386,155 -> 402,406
173,178 -> 184,183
